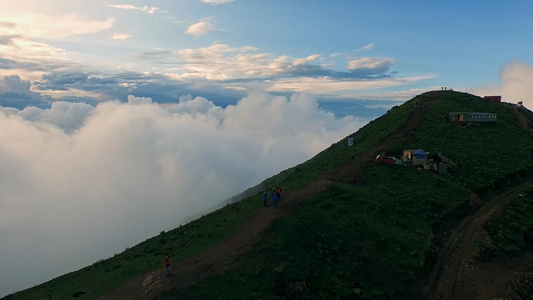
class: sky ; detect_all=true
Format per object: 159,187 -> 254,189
1,0 -> 532,296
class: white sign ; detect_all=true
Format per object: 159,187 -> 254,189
348,138 -> 354,146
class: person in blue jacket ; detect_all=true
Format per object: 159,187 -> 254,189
263,191 -> 268,207
272,190 -> 279,207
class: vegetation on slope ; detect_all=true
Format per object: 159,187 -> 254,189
478,187 -> 533,260
159,166 -> 471,299
2,198 -> 260,300
4,91 -> 533,300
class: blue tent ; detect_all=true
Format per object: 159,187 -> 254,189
402,149 -> 427,165
411,149 -> 427,160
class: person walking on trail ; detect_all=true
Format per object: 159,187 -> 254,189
276,187 -> 281,200
263,191 -> 268,207
163,255 -> 172,276
272,190 -> 279,207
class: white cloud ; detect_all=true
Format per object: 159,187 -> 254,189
362,43 -> 374,51
472,60 -> 533,109
0,89 -> 367,296
293,54 -> 321,66
347,57 -> 395,70
112,33 -> 131,40
107,4 -> 165,14
342,87 -> 438,101
11,102 -> 94,132
365,103 -> 399,110
1,13 -> 114,38
185,19 -> 216,37
267,75 -> 434,94
175,44 -> 323,80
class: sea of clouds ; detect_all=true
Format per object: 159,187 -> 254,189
0,88 -> 368,296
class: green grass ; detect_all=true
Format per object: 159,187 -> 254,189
405,92 -> 533,190
3,197 -> 262,300
261,94 -> 417,191
5,91 -> 533,300
158,164 -> 471,299
477,188 -> 533,261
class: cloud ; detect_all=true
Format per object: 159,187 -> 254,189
362,43 -> 374,51
266,75 -> 434,95
0,88 -> 368,296
1,13 -> 114,38
347,57 -> 395,77
365,103 -> 399,110
200,0 -> 236,4
107,4 -> 166,14
5,101 -> 94,132
0,75 -> 47,108
112,33 -> 131,40
0,34 -> 20,46
185,19 -> 216,37
172,43 -> 399,83
472,60 -> 533,109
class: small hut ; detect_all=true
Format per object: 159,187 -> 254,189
483,96 -> 501,103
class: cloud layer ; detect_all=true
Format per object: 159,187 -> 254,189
0,89 -> 367,296
472,60 -> 533,109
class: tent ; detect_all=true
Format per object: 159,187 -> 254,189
401,149 -> 427,166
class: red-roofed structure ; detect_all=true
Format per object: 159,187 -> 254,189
484,96 -> 501,103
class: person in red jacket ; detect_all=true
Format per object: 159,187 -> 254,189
163,254 -> 172,276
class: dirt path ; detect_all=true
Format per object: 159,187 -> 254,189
96,172 -> 336,300
505,104 -> 533,136
422,180 -> 533,300
422,103 -> 533,300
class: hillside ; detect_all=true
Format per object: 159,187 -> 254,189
4,91 -> 533,300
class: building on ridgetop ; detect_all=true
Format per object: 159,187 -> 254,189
483,96 -> 502,103
449,112 -> 497,124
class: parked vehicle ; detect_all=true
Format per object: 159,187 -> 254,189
376,153 -> 397,164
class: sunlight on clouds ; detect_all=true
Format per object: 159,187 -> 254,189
293,54 -> 322,66
1,13 -> 114,38
344,87 -> 437,101
175,44 -> 321,80
473,60 -> 533,109
347,57 -> 395,70
267,76 -> 434,94
107,4 -> 165,14
112,33 -> 131,40
185,19 -> 216,37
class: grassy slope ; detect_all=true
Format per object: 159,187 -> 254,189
5,91 -> 533,300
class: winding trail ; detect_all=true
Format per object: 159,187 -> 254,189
422,103 -> 533,300
422,180 -> 533,300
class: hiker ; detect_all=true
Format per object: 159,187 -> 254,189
163,254 -> 172,276
263,191 -> 268,207
276,187 -> 281,200
272,190 -> 279,207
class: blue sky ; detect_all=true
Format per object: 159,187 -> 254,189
1,0 -> 533,297
2,0 -> 532,110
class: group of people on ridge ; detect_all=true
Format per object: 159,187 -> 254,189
263,187 -> 281,207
